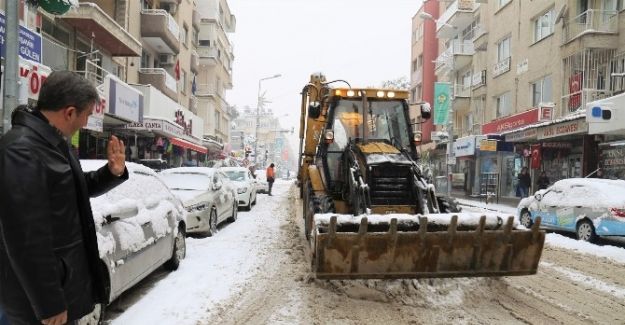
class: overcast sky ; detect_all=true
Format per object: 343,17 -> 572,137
227,0 -> 423,159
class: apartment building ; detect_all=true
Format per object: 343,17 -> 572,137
413,0 -> 625,199
1,0 -> 235,166
196,0 -> 236,147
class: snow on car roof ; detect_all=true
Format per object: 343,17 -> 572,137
548,178 -> 625,208
160,167 -> 217,177
159,173 -> 211,191
80,160 -> 182,258
220,166 -> 248,171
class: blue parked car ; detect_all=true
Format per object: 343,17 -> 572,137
517,178 -> 625,243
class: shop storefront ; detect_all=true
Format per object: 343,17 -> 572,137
535,117 -> 587,184
130,84 -> 208,167
452,135 -> 485,195
587,93 -> 625,180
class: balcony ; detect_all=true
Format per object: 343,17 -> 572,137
190,51 -> 200,74
453,84 -> 471,114
141,9 -> 180,54
196,83 -> 217,98
437,0 -> 480,39
198,46 -> 218,66
472,24 -> 488,51
471,70 -> 486,89
561,89 -> 612,114
192,9 -> 201,30
58,3 -> 141,56
435,40 -> 474,73
492,57 -> 511,78
563,10 -> 618,45
138,68 -> 177,101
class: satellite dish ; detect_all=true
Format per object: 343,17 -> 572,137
555,4 -> 568,24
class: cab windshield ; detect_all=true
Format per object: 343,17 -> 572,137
329,98 -> 410,150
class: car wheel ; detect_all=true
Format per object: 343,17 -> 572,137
520,210 -> 533,228
164,227 -> 186,271
228,201 -> 238,222
576,219 -> 597,243
246,194 -> 252,211
207,209 -> 218,237
77,303 -> 105,325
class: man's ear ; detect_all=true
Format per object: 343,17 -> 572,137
64,106 -> 77,120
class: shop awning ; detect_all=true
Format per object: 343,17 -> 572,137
171,137 -> 208,154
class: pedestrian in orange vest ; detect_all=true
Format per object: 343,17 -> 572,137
266,163 -> 275,196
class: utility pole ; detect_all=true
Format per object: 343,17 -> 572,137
2,0 -> 19,134
253,74 -> 281,168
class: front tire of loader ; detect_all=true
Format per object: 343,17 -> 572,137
436,196 -> 461,213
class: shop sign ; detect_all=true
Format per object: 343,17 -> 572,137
482,108 -> 539,134
126,118 -> 184,137
17,58 -> 50,102
454,136 -> 478,157
602,146 -> 625,171
537,118 -> 587,140
505,128 -> 537,142
542,142 -> 572,149
480,139 -> 498,152
0,12 -> 42,63
106,75 -> 143,123
85,93 -> 106,132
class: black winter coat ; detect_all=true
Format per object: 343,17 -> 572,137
0,109 -> 127,324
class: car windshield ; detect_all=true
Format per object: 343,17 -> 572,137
224,171 -> 246,181
160,173 -> 211,191
330,99 -> 410,150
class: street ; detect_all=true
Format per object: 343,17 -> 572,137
103,181 -> 625,325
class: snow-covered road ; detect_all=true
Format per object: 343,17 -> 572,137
104,182 -> 625,324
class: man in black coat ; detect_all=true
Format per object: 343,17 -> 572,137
0,71 -> 128,325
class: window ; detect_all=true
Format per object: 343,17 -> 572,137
418,54 -> 423,68
497,37 -> 511,61
533,8 -> 555,42
462,70 -> 472,89
181,70 -> 187,93
199,39 -> 210,47
496,92 -> 512,117
531,75 -> 553,107
412,59 -> 418,72
498,0 -> 511,8
215,111 -> 221,131
182,25 -> 188,47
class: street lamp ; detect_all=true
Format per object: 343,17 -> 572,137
254,74 -> 281,169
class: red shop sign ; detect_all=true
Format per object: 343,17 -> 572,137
481,108 -> 539,134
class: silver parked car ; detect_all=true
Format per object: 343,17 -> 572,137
79,160 -> 186,323
518,178 -> 625,242
160,167 -> 238,236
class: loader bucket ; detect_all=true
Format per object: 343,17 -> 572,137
311,213 -> 544,279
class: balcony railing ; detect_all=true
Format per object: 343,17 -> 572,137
561,89 -> 612,114
412,67 -> 422,85
563,10 -> 618,44
435,40 -> 474,71
196,83 -> 217,97
437,0 -> 479,34
453,84 -> 471,98
139,68 -> 177,94
492,57 -> 511,77
471,70 -> 486,89
197,46 -> 218,59
142,9 -> 179,40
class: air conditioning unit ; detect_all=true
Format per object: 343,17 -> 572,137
158,54 -> 175,66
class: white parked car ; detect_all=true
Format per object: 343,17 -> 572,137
80,160 -> 186,323
517,178 -> 625,242
160,167 -> 238,236
221,167 -> 257,210
254,174 -> 270,194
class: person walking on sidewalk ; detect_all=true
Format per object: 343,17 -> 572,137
266,163 -> 276,196
537,171 -> 550,190
517,167 -> 532,198
0,71 -> 128,325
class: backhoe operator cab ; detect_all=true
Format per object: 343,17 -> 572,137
319,91 -> 427,201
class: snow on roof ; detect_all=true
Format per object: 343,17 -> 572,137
160,167 -> 217,177
543,178 -> 625,208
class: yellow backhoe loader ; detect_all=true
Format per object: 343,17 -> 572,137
297,73 -> 545,279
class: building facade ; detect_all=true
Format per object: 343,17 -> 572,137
0,0 -> 236,166
413,0 -> 625,199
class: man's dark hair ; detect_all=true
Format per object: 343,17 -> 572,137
36,71 -> 99,113
270,163 -> 275,168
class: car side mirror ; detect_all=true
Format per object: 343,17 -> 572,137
534,193 -> 542,201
